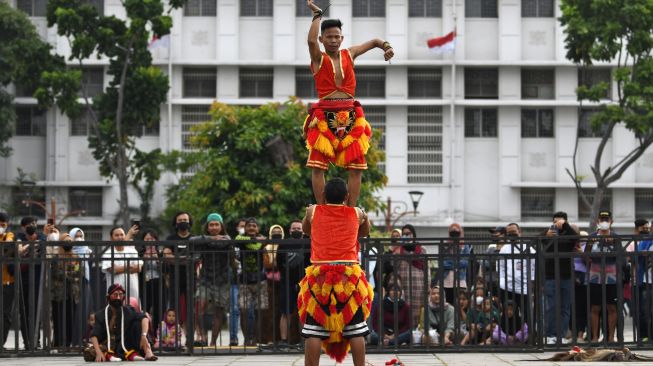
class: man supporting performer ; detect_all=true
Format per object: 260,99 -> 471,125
298,178 -> 373,365
86,284 -> 157,362
304,0 -> 394,207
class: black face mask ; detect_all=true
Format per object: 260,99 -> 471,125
449,231 -> 461,238
25,226 -> 37,236
110,299 -> 123,308
404,243 -> 416,252
290,231 -> 303,239
176,222 -> 190,232
640,230 -> 650,235
271,234 -> 283,240
63,245 -> 73,252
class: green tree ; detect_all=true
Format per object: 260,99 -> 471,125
165,99 -> 387,232
0,2 -> 66,157
40,0 -> 184,226
561,0 -> 653,228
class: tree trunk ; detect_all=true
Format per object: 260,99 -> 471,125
587,185 -> 605,232
114,45 -> 132,227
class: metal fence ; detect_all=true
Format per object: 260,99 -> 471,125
1,234 -> 653,357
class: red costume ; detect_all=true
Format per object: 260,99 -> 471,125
303,49 -> 372,170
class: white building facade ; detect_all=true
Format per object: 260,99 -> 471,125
3,0 -> 653,238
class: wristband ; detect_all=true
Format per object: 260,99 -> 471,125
382,41 -> 392,51
312,10 -> 323,21
141,332 -> 147,337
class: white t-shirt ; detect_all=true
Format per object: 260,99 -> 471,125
497,242 -> 536,295
102,245 -> 142,301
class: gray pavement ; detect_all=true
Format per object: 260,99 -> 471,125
2,351 -> 653,366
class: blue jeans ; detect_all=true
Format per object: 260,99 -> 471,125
545,279 -> 572,338
229,284 -> 240,341
369,329 -> 411,346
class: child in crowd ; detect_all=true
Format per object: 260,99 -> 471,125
84,313 -> 95,345
492,301 -> 528,345
159,309 -> 184,351
469,297 -> 500,345
457,291 -> 471,345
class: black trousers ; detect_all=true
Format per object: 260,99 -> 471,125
51,297 -> 75,348
1,284 -> 15,346
19,266 -> 41,349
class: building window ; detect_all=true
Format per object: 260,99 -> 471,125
183,68 -> 216,98
522,0 -> 554,17
522,68 -> 554,99
521,109 -> 554,138
635,189 -> 653,219
241,0 -> 273,16
142,122 -> 160,136
296,0 -> 330,17
578,68 -> 612,100
70,109 -> 94,136
352,0 -> 386,17
521,188 -> 555,221
578,188 -> 612,220
15,107 -> 46,137
295,67 -> 317,98
407,106 -> 443,183
409,0 -> 442,17
12,187 -> 46,218
578,108 -> 608,138
69,187 -> 103,217
365,106 -> 386,172
464,108 -> 497,137
239,68 -> 273,98
181,105 -> 211,151
408,68 -> 442,98
465,68 -> 498,99
14,83 -> 36,98
78,68 -> 104,98
17,0 -> 47,16
356,68 -> 385,98
184,0 -> 217,16
76,226 -> 104,241
465,0 -> 497,18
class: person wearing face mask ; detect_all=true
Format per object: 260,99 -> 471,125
0,212 -> 15,347
85,284 -> 156,362
497,223 -> 536,329
257,224 -> 284,346
390,224 -> 428,327
50,233 -> 82,349
68,227 -> 94,347
630,219 -> 653,342
163,212 -> 192,343
588,210 -> 621,343
442,223 -> 472,305
277,220 -> 306,349
227,218 -> 247,346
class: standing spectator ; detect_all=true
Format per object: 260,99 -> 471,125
15,216 -> 46,350
0,212 -> 15,347
589,210 -> 620,343
419,286 -> 454,345
163,212 -> 193,342
228,218 -> 247,346
482,226 -> 506,297
497,223 -> 535,327
69,227 -> 92,346
391,224 -> 428,327
50,233 -> 82,349
260,224 -> 284,345
369,277 -> 411,346
192,213 -> 231,347
277,220 -> 305,348
235,218 -> 268,346
573,230 -> 590,342
631,219 -> 653,342
140,230 -> 162,341
442,223 -> 471,305
101,227 -> 142,303
542,211 -> 577,344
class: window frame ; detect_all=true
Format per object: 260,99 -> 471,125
521,188 -> 556,221
239,67 -> 274,98
352,0 -> 386,18
407,106 -> 443,184
521,108 -> 554,138
184,0 -> 217,17
240,0 -> 274,17
578,68 -> 612,100
295,0 -> 330,17
635,189 -> 653,219
295,67 -> 318,98
355,68 -> 386,98
578,188 -> 612,220
521,0 -> 554,18
68,187 -> 104,217
181,105 -> 211,151
182,67 -> 217,98
408,67 -> 442,99
408,0 -> 442,17
464,68 -> 498,99
521,68 -> 555,100
14,106 -> 46,137
464,0 -> 498,18
464,108 -> 498,138
578,108 -> 608,138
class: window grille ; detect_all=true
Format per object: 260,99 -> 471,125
80,68 -> 104,98
12,187 -> 46,218
578,108 -> 607,138
464,108 -> 497,137
352,0 -> 386,17
183,68 -> 217,98
182,105 -> 211,151
465,0 -> 497,18
240,68 -> 274,98
15,107 -> 46,136
69,187 -> 103,217
521,109 -> 554,138
407,106 -> 443,183
17,0 -> 47,16
241,0 -> 273,16
408,0 -> 442,17
295,67 -> 317,98
408,68 -> 442,98
522,0 -> 554,17
522,68 -> 554,99
356,68 -> 385,98
465,68 -> 498,99
635,189 -> 653,219
365,106 -> 386,173
578,68 -> 612,100
578,188 -> 612,220
521,188 -> 555,221
184,0 -> 217,16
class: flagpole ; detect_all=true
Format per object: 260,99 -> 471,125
448,12 -> 457,221
167,31 -> 173,155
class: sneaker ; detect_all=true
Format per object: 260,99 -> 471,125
229,339 -> 239,347
546,336 -> 558,345
277,340 -> 289,351
108,355 -> 122,362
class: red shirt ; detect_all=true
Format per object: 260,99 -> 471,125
311,49 -> 356,99
310,204 -> 360,263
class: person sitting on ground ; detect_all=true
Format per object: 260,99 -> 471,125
158,309 -> 184,352
419,286 -> 454,346
492,301 -> 528,345
369,275 -> 411,346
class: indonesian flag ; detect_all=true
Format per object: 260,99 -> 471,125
148,34 -> 170,49
427,31 -> 456,53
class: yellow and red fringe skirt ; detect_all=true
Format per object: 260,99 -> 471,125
297,263 -> 373,362
303,99 -> 372,170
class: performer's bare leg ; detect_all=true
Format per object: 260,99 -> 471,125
349,336 -> 366,366
304,337 -> 322,366
312,168 -> 326,204
347,169 -> 362,207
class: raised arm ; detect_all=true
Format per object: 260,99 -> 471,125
357,208 -> 370,238
349,38 -> 394,61
306,0 -> 323,68
302,205 -> 315,236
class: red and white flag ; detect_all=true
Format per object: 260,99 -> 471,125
426,31 -> 456,53
148,34 -> 170,49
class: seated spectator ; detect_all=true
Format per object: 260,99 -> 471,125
469,297 -> 500,345
84,313 -> 95,346
457,291 -> 471,345
158,309 -> 184,351
419,286 -> 454,345
369,277 -> 412,346
492,301 -> 528,345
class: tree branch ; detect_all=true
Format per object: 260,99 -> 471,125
604,137 -> 653,186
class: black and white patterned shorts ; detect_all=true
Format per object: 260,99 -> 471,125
301,306 -> 369,339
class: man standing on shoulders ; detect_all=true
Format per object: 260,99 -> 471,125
298,178 -> 373,366
0,212 -> 15,347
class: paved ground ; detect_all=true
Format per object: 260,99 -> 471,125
2,351 -> 653,366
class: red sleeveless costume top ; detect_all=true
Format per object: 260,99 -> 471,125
311,49 -> 356,99
310,204 -> 360,263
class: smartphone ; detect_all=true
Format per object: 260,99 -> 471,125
47,218 -> 54,225
132,219 -> 141,229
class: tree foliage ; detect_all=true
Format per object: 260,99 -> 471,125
0,2 -> 66,157
560,0 -> 653,227
165,99 -> 387,232
41,0 -> 185,225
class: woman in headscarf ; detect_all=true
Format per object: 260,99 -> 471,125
442,223 -> 472,305
69,227 -> 93,346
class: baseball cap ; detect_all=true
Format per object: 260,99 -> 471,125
598,210 -> 612,220
488,226 -> 506,234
